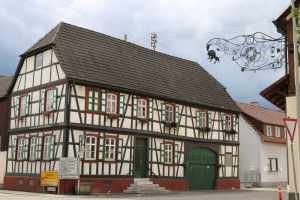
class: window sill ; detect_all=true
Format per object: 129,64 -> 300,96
82,160 -> 98,163
16,116 -> 26,121
42,111 -> 54,116
104,160 -> 117,164
164,163 -> 175,167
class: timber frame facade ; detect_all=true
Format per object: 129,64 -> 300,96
4,22 -> 240,194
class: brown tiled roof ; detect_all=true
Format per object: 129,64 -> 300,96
0,76 -> 14,98
23,22 -> 239,112
237,102 -> 284,126
240,115 -> 286,144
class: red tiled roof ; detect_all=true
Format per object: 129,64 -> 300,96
238,102 -> 286,144
236,102 -> 285,126
241,115 -> 286,144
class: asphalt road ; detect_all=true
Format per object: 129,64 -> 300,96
0,188 -> 287,200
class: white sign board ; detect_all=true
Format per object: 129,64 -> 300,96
283,118 -> 297,142
59,157 -> 80,179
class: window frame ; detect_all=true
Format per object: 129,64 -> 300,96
266,125 -> 272,136
16,137 -> 25,161
275,127 -> 281,138
45,88 -> 55,112
106,92 -> 119,114
164,143 -> 173,165
19,94 -> 28,117
42,134 -> 54,161
35,53 -> 43,69
84,135 -> 97,161
104,136 -> 117,162
268,158 -> 278,172
29,136 -> 37,161
165,103 -> 175,123
85,87 -> 100,114
137,97 -> 148,119
225,114 -> 233,130
199,110 -> 208,128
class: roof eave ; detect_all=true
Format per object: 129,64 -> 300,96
20,43 -> 55,58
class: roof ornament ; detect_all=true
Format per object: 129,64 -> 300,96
206,32 -> 285,72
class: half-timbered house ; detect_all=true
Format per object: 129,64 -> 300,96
4,22 -> 240,194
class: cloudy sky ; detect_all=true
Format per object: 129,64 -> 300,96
0,0 -> 290,109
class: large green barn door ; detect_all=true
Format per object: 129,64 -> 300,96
185,148 -> 216,190
134,137 -> 148,178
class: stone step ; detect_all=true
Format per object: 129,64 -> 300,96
124,179 -> 170,194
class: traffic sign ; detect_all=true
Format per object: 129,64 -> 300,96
41,171 -> 59,186
59,157 -> 80,179
283,118 -> 297,142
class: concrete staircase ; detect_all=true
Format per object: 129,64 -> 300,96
123,178 -> 171,194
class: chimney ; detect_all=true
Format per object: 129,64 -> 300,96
250,102 -> 259,106
124,34 -> 127,42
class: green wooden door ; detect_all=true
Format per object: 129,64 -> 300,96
134,138 -> 148,178
185,148 -> 216,190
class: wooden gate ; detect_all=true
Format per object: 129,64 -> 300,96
185,148 -> 216,190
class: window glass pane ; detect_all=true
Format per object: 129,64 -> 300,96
84,136 -> 96,160
107,94 -> 117,113
17,138 -> 24,160
164,144 -> 173,164
138,99 -> 147,118
43,136 -> 51,160
165,105 -> 174,123
30,137 -> 36,160
46,90 -> 54,111
105,138 -> 115,160
35,53 -> 43,68
200,112 -> 206,127
20,96 -> 27,116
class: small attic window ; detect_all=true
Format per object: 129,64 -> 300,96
35,53 -> 43,69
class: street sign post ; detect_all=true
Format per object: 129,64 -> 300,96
283,117 -> 298,200
59,157 -> 81,195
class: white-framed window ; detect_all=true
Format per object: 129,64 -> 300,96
105,137 -> 116,161
43,136 -> 54,160
107,93 -> 117,113
268,158 -> 278,172
35,53 -> 43,69
199,111 -> 207,128
46,89 -> 54,111
165,104 -> 174,123
138,99 -> 147,118
84,136 -> 97,160
20,96 -> 27,116
275,127 -> 281,137
29,137 -> 37,160
225,115 -> 232,130
17,138 -> 25,160
267,126 -> 272,136
165,143 -> 173,164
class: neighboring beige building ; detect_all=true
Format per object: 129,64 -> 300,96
260,1 -> 300,199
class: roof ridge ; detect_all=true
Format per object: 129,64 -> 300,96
50,21 -> 64,44
236,101 -> 284,113
60,22 -> 199,65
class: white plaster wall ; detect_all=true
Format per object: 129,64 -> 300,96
0,151 -> 6,184
239,117 -> 261,183
260,141 -> 287,185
